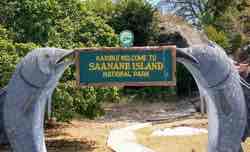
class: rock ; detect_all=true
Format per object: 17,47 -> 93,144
158,15 -> 208,47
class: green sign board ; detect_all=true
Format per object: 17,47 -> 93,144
75,46 -> 176,86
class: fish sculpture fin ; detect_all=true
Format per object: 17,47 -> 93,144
214,90 -> 232,116
20,56 -> 50,88
22,89 -> 42,112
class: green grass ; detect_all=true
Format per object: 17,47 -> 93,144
135,118 -> 250,152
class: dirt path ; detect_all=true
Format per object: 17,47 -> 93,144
45,120 -> 128,152
45,101 -> 197,152
0,100 -> 198,152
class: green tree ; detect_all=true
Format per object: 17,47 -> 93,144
0,0 -> 59,44
48,15 -> 118,48
0,0 -> 121,121
110,0 -> 160,46
83,0 -> 116,21
204,25 -> 230,50
165,0 -> 247,27
0,25 -> 39,87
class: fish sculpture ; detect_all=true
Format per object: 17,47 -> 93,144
3,48 -> 73,152
176,42 -> 247,152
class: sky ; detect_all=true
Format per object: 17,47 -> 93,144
112,0 -> 177,15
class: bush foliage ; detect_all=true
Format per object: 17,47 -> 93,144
0,26 -> 39,88
0,52 -> 19,88
52,83 -> 120,121
204,25 -> 230,50
0,0 -> 160,121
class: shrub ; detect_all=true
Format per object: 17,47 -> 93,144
15,42 -> 39,57
0,25 -> 37,88
229,32 -> 244,54
0,51 -> 20,88
0,39 -> 15,53
122,86 -> 176,102
52,82 -> 120,121
75,16 -> 119,47
47,11 -> 118,49
1,0 -> 58,44
83,0 -> 116,21
0,42 -> 39,88
52,83 -> 75,122
204,25 -> 230,50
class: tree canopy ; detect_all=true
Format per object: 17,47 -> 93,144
0,0 -> 162,121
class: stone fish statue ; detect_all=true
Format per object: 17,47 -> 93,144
2,48 -> 73,152
176,42 -> 247,152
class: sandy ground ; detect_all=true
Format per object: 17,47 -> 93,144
45,120 -> 126,152
0,101 -> 190,152
3,100 -> 249,152
136,117 -> 250,152
44,101 -> 191,152
136,117 -> 209,152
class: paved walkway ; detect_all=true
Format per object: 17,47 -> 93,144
107,122 -> 155,152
